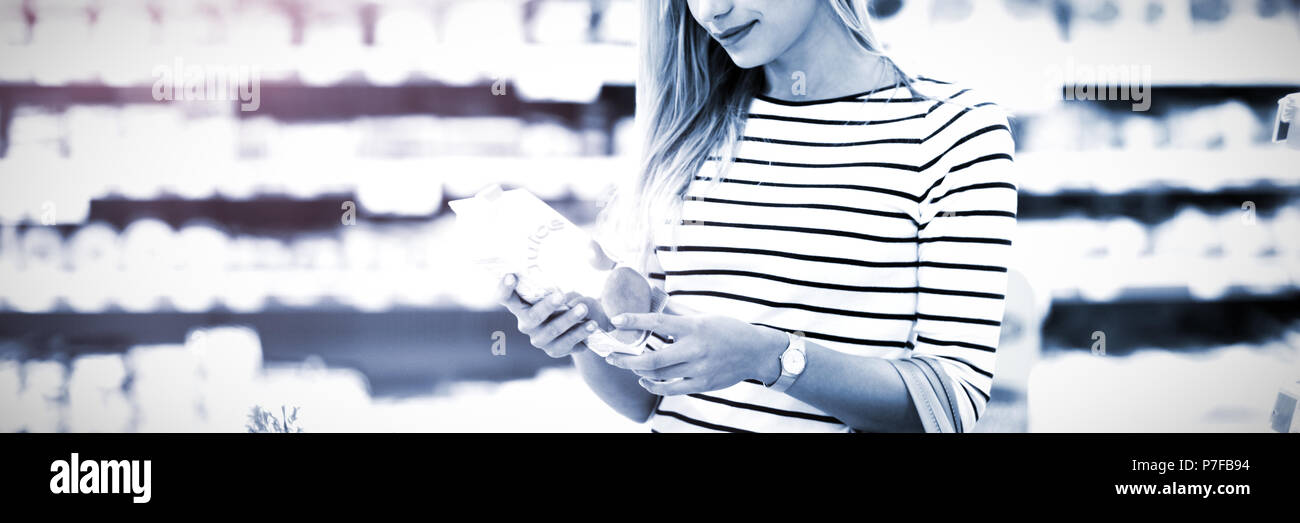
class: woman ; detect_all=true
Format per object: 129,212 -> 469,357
496,0 -> 1016,432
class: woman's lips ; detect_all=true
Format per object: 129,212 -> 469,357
715,20 -> 757,45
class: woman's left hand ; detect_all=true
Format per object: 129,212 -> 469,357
603,312 -> 787,396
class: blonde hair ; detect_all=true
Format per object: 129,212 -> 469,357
599,0 -> 926,270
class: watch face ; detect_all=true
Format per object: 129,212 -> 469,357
782,348 -> 806,374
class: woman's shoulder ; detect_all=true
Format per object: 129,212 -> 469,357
906,76 -> 1016,170
908,76 -> 1013,125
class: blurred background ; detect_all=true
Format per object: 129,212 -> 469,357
0,0 -> 1297,432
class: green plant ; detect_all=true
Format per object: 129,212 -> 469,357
246,405 -> 304,433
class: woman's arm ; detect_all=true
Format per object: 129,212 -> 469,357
572,349 -> 660,423
575,243 -> 670,423
901,103 -> 1018,429
747,328 -> 923,432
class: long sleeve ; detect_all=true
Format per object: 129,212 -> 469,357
911,103 -> 1018,429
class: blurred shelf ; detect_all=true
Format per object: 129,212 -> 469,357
1015,255 -> 1300,303
1016,148 -> 1300,195
1046,283 -> 1300,304
1054,74 -> 1300,91
0,237 -> 517,311
0,43 -> 637,96
1019,188 -> 1300,224
1040,292 -> 1300,356
875,0 -> 1300,113
0,155 -> 632,223
0,308 -> 568,397
0,83 -> 638,122
1057,84 -> 1300,98
1056,28 -> 1300,89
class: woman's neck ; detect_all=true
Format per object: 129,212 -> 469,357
761,8 -> 895,102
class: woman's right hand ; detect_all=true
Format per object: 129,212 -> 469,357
496,273 -> 600,358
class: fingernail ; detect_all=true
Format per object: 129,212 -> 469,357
585,322 -> 597,332
572,303 -> 587,316
611,315 -> 626,326
504,274 -> 516,286
549,293 -> 564,305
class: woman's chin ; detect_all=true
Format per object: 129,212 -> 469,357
724,49 -> 769,70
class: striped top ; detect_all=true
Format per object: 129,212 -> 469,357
643,78 -> 1018,433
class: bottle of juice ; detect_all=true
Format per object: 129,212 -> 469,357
449,185 -> 608,302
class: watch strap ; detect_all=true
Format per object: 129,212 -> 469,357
770,331 -> 804,393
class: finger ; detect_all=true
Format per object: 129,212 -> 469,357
531,302 -> 590,347
495,273 -> 519,305
506,293 -> 533,319
497,274 -> 533,316
588,240 -> 616,271
542,321 -> 599,358
605,343 -> 695,371
502,291 -> 531,318
638,377 -> 700,396
519,292 -> 568,332
564,293 -> 611,330
632,361 -> 696,381
610,312 -> 692,337
662,300 -> 703,317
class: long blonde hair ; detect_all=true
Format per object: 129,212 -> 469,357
599,0 -> 925,270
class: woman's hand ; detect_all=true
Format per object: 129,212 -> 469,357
603,312 -> 788,395
495,274 -> 600,358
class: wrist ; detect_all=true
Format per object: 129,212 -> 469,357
571,343 -> 599,362
753,324 -> 788,386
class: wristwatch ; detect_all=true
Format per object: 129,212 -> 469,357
768,331 -> 807,393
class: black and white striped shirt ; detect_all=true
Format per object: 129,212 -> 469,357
644,78 -> 1017,433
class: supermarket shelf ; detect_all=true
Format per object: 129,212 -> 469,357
1016,148 -> 1300,196
0,43 -> 637,96
876,0 -> 1300,114
0,83 -> 638,122
0,308 -> 566,397
0,155 -> 634,223
1015,255 -> 1300,304
1041,292 -> 1300,356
